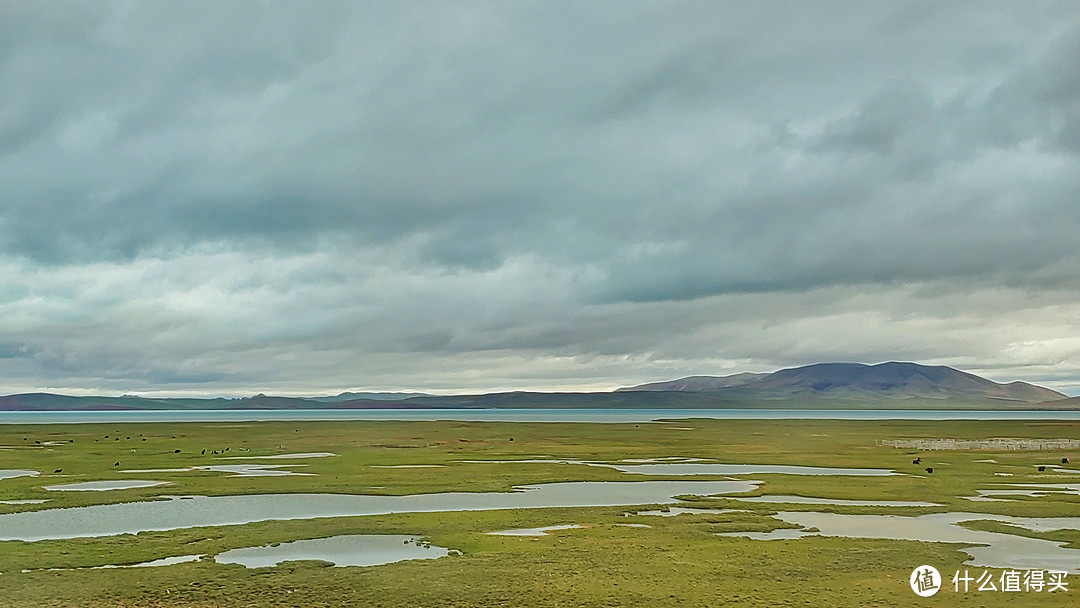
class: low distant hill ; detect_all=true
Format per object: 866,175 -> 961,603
0,362 -> 1071,411
309,392 -> 432,403
1037,395 -> 1080,408
620,372 -> 767,392
619,362 -> 1066,404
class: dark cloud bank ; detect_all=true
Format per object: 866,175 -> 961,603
2,1 -> 1079,396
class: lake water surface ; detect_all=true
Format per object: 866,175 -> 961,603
4,408 -> 1080,424
0,480 -> 759,541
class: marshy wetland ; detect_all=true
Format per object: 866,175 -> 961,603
0,418 -> 1078,606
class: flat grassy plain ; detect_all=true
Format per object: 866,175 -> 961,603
1,418 -> 1078,606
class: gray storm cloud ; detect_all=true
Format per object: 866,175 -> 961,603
1,1 -> 1079,396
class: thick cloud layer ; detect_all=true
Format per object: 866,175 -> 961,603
2,2 -> 1079,395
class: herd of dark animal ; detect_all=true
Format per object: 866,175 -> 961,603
911,455 -> 1069,475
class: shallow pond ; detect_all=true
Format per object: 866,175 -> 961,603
0,470 -> 38,481
728,511 -> 1080,573
632,507 -> 750,517
0,480 -> 759,541
463,459 -> 898,476
966,483 -> 1080,502
197,464 -> 313,477
25,554 -> 204,573
215,534 -> 448,568
220,452 -> 336,460
487,524 -> 586,536
604,463 -> 899,476
733,495 -> 939,507
44,480 -> 169,491
119,464 -> 312,477
718,529 -> 810,541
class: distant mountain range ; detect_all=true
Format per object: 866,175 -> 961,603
0,362 -> 1073,411
307,392 -> 432,403
617,362 -> 1064,403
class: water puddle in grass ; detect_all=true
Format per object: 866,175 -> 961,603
0,480 -> 759,541
107,554 -> 203,568
619,458 -> 713,463
487,524 -> 586,536
965,484 -> 1080,502
733,495 -> 940,507
215,535 -> 448,568
119,464 -> 313,477
219,452 -> 337,460
605,463 -> 899,476
725,511 -> 1080,572
198,464 -> 313,477
631,507 -> 750,517
718,529 -> 811,541
370,465 -> 445,469
44,480 -> 169,491
0,470 -> 38,481
0,499 -> 48,505
461,459 -> 898,476
24,554 -> 204,573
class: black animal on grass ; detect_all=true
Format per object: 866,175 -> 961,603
114,461 -> 120,466
53,468 -> 62,473
174,449 -> 181,453
913,457 -> 921,465
1064,457 -> 1070,464
1038,466 -> 1046,472
925,467 -> 933,474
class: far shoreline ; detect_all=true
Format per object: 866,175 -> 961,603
5,407 -> 1080,425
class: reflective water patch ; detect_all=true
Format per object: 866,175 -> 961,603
215,535 -> 448,568
487,524 -> 586,536
0,470 -> 39,481
0,480 -> 760,541
44,480 -> 168,491
733,495 -> 939,507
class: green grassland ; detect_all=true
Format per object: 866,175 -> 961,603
1,418 -> 1078,606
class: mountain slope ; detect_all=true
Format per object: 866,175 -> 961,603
617,373 -> 768,392
1037,395 -> 1080,408
620,362 -> 1065,403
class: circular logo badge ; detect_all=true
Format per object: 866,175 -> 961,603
910,565 -> 941,597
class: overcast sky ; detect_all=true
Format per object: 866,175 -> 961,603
2,1 -> 1080,397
